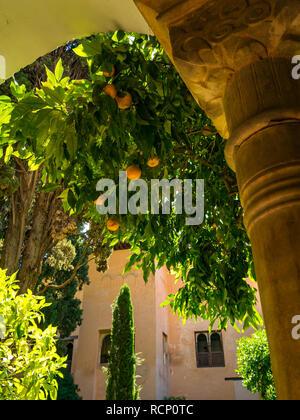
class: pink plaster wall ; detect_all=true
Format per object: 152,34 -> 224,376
71,251 -> 262,400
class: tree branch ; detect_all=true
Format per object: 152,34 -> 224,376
37,239 -> 91,295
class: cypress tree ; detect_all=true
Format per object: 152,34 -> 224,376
106,284 -> 139,400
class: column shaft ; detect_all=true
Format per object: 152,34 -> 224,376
225,59 -> 300,400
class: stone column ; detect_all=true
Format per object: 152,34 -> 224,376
225,58 -> 300,400
134,0 -> 300,399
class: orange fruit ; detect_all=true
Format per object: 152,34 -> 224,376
212,224 -> 217,229
116,92 -> 133,110
107,219 -> 120,231
147,156 -> 160,168
127,165 -> 142,180
104,66 -> 115,78
104,84 -> 117,99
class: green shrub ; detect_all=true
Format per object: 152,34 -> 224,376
236,329 -> 276,400
0,269 -> 66,400
56,368 -> 82,400
105,284 -> 141,400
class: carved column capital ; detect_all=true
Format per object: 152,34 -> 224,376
135,0 -> 300,139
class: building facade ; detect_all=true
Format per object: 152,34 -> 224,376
70,249 -> 261,400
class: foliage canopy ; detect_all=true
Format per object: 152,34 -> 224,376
0,31 -> 261,330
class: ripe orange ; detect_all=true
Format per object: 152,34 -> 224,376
147,156 -> 160,168
127,165 -> 142,180
107,219 -> 120,231
104,84 -> 117,99
104,66 -> 115,78
116,92 -> 133,110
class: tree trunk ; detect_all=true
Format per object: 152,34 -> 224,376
17,190 -> 60,294
0,160 -> 75,294
0,166 -> 39,275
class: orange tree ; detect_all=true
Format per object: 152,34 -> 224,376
0,31 -> 261,330
236,329 -> 276,400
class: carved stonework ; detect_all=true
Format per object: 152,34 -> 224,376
136,0 -> 300,137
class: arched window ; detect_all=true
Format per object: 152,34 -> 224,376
211,332 -> 223,353
65,341 -> 74,372
197,333 -> 209,353
100,334 -> 111,364
195,331 -> 225,368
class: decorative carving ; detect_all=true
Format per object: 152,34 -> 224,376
219,1 -> 248,20
146,0 -> 300,137
170,0 -> 272,65
233,38 -> 268,68
244,1 -> 271,24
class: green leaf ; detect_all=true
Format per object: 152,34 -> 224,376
45,66 -> 57,87
40,183 -> 60,192
164,120 -> 172,135
55,59 -> 64,82
65,126 -> 78,160
0,95 -> 11,104
10,83 -> 26,100
54,140 -> 64,166
74,39 -> 102,58
110,238 -> 120,247
4,145 -> 13,163
18,95 -> 46,110
42,86 -> 65,105
100,62 -> 114,74
16,324 -> 24,339
67,189 -> 77,209
73,44 -> 88,57
112,30 -> 125,42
